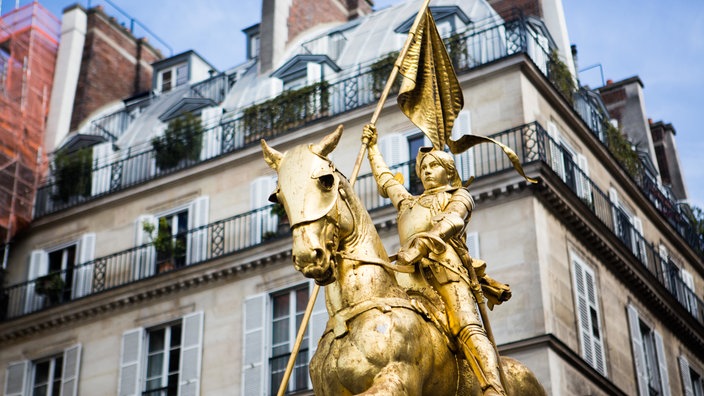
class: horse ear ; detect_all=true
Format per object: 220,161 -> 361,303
261,139 -> 283,170
313,124 -> 343,157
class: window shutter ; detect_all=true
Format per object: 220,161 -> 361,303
61,344 -> 82,396
583,263 -> 606,376
577,154 -> 592,204
681,269 -> 697,316
200,107 -> 222,160
679,355 -> 694,396
74,233 -> 96,298
242,293 -> 267,396
633,218 -> 645,263
309,281 -> 328,360
135,215 -> 157,279
654,331 -> 670,396
466,232 -> 480,259
119,328 -> 144,396
4,360 -> 28,396
378,133 -> 408,205
250,176 -> 278,244
91,142 -> 114,196
572,258 -> 594,367
452,109 -> 474,182
546,122 -> 563,177
179,311 -> 204,396
609,188 -> 620,232
188,196 -> 210,265
306,62 -> 322,85
627,304 -> 649,396
25,249 -> 48,314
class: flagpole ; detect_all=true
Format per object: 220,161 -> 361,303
349,0 -> 432,184
276,2 -> 434,394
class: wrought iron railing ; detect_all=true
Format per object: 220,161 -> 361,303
33,15 -> 548,218
7,122 -> 702,325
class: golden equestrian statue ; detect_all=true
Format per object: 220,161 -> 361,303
262,126 -> 545,395
262,0 -> 545,394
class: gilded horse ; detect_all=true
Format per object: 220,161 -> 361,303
261,126 -> 545,396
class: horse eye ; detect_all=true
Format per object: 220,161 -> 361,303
318,174 -> 334,190
268,192 -> 280,203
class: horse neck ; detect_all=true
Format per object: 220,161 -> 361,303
326,176 -> 406,311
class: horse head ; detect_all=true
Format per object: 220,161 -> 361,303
261,125 -> 345,286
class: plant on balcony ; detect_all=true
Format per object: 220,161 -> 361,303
371,51 -> 400,98
152,113 -> 203,171
53,148 -> 92,203
548,50 -> 576,103
35,272 -> 65,304
446,32 -> 468,69
242,81 -> 329,142
142,218 -> 186,273
686,206 -> 704,240
605,122 -> 643,180
271,202 -> 290,233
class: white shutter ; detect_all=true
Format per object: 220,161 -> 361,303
4,360 -> 28,396
659,244 -> 671,289
308,282 -> 328,361
654,331 -> 670,396
61,344 -> 82,396
135,215 -> 157,279
200,107 -> 222,160
73,233 -> 96,298
250,176 -> 278,244
187,196 -> 210,265
627,304 -> 649,396
609,187 -> 620,232
547,122 -> 564,178
306,62 -> 322,85
577,154 -> 592,204
681,269 -> 698,318
452,110 -> 474,182
679,355 -> 694,396
91,142 -> 114,196
119,328 -> 144,396
633,218 -> 645,263
466,232 -> 480,259
378,133 -> 409,204
573,257 -> 594,367
179,311 -> 204,396
242,293 -> 267,396
25,250 -> 48,314
583,262 -> 606,375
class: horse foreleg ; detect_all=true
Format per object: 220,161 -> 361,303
357,362 -> 422,396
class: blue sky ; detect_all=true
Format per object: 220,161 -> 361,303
4,0 -> 703,209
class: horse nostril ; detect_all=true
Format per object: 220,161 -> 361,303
313,248 -> 324,262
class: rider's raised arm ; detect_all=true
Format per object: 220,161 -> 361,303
363,124 -> 411,209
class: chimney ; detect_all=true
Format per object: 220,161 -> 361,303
259,0 -> 372,74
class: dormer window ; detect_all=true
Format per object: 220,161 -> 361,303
158,62 -> 188,93
243,23 -> 261,60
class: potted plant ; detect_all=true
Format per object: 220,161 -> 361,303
142,218 -> 186,273
53,148 -> 93,203
35,272 -> 65,304
152,113 -> 204,171
271,202 -> 290,234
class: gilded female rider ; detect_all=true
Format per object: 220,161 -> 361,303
362,124 -> 506,396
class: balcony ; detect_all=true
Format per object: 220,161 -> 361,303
5,122 -> 702,329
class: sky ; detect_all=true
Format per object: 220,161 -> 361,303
3,0 -> 703,209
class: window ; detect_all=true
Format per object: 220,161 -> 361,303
242,281 -> 328,396
135,197 -> 209,278
680,355 -> 704,396
609,188 -> 646,263
23,235 -> 95,315
4,345 -> 81,396
627,304 -> 671,396
118,312 -> 203,396
270,285 -> 310,394
158,63 -> 188,93
571,253 -> 607,375
144,322 -> 182,395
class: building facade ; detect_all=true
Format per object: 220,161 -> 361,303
1,0 -> 702,395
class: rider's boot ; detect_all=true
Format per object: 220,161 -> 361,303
458,325 -> 506,396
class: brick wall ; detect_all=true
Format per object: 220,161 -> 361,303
70,7 -> 161,131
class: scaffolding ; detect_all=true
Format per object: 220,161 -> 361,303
0,2 -> 59,245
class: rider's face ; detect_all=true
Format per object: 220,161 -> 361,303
420,156 -> 450,190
